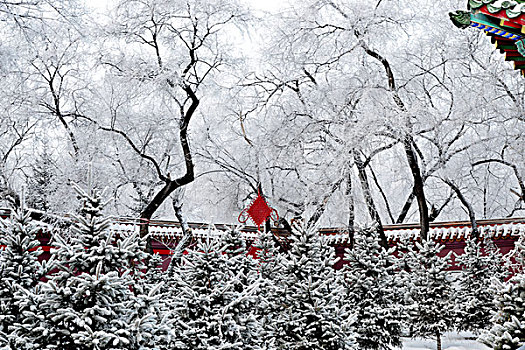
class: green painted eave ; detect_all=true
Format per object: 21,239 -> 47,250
472,12 -> 524,35
505,55 -> 525,60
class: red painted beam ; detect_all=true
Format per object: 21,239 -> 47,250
501,19 -> 522,30
504,51 -> 523,58
490,35 -> 518,47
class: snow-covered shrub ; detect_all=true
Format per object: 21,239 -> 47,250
253,230 -> 286,348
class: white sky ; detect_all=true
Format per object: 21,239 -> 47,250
87,0 -> 286,13
245,0 -> 285,12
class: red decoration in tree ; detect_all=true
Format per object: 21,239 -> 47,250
238,190 -> 279,229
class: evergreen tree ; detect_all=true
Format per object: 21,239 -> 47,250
0,208 -> 43,345
221,228 -> 261,348
254,230 -> 283,281
0,332 -> 7,350
265,223 -> 355,350
128,253 -> 173,349
252,230 -> 286,348
169,234 -> 260,350
141,253 -> 167,291
343,231 -> 408,350
53,183 -> 147,277
455,237 -> 507,333
481,237 -> 525,350
402,239 -> 455,350
9,183 -> 168,349
26,147 -> 57,212
14,265 -> 136,349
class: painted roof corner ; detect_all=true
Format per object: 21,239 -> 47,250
450,10 -> 472,28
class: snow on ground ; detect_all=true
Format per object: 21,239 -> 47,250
398,332 -> 490,350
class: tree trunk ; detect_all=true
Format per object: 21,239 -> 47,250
48,78 -> 80,158
139,85 -> 198,253
354,152 -> 388,249
403,135 -> 429,240
436,330 -> 442,350
307,178 -> 344,229
443,178 -> 478,239
169,189 -> 193,270
140,176 -> 194,253
397,191 -> 415,223
346,167 -> 355,248
258,184 -> 288,251
358,40 -> 429,241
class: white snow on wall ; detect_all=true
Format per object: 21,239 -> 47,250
106,219 -> 525,244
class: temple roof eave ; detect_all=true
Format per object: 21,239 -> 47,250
450,1 -> 525,75
470,0 -> 525,19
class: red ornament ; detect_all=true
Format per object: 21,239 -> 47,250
238,190 -> 279,229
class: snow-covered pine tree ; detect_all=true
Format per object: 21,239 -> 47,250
127,253 -> 173,349
0,208 -> 43,345
26,147 -> 56,212
9,183 -> 169,349
402,239 -> 455,350
14,264 -> 136,349
481,236 -> 525,350
169,234 -> 260,350
222,227 -> 259,289
343,230 -> 408,350
254,230 -> 282,281
222,227 -> 248,256
0,332 -> 7,350
455,236 -> 507,333
266,223 -> 355,350
54,183 -> 147,277
141,252 -> 167,290
252,230 -> 285,348
222,228 -> 261,348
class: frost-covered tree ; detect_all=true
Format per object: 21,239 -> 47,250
251,229 -> 287,348
53,183 -> 147,277
9,183 -> 168,349
254,230 -> 283,281
221,228 -> 261,348
0,208 -> 43,344
91,0 -> 250,229
26,147 -> 57,212
169,233 -> 260,350
125,252 -> 172,349
402,240 -> 455,350
265,223 -> 354,350
126,277 -> 172,349
343,230 -> 408,349
481,237 -> 525,350
14,265 -> 136,349
455,237 -> 507,333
